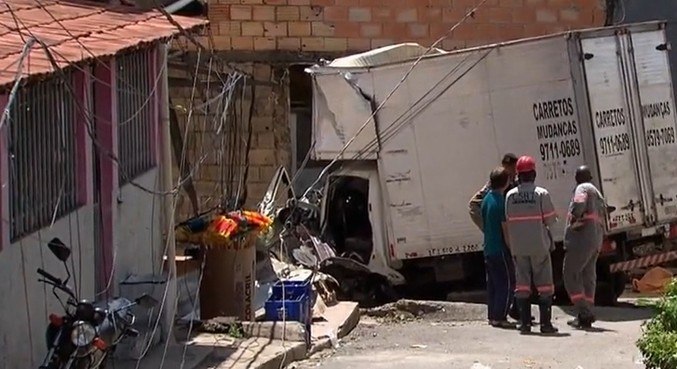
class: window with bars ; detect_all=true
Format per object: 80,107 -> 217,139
8,73 -> 79,241
116,49 -> 155,185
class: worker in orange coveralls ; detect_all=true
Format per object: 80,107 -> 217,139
563,165 -> 610,329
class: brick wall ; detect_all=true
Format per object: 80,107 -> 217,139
205,0 -> 606,52
169,63 -> 290,218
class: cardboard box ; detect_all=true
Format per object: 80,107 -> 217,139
200,242 -> 256,321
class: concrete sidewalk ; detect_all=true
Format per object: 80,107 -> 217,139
112,301 -> 360,369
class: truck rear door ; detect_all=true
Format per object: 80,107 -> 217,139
580,35 -> 645,232
628,29 -> 677,223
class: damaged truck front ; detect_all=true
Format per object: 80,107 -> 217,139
303,22 -> 677,306
304,43 -> 487,298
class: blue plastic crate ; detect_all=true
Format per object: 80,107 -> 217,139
264,294 -> 311,325
271,279 -> 312,301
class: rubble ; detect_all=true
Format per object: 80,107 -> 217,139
362,300 -> 489,323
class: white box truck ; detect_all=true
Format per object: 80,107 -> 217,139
304,21 -> 677,305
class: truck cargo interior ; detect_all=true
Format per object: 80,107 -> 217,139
322,175 -> 374,265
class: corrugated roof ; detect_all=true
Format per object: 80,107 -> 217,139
0,0 -> 207,88
327,43 -> 447,68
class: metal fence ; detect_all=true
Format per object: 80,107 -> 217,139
8,73 -> 78,241
116,49 -> 155,185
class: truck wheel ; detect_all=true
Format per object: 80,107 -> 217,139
595,281 -> 615,306
595,272 -> 626,307
613,272 -> 627,300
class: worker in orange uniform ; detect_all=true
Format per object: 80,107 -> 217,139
563,165 -> 610,329
505,156 -> 559,334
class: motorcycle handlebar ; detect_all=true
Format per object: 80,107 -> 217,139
37,268 -> 62,286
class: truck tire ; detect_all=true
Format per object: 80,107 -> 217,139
595,272 -> 626,306
595,252 -> 627,306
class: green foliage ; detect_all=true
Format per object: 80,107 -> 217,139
636,279 -> 677,369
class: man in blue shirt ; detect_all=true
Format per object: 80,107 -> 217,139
481,167 -> 516,328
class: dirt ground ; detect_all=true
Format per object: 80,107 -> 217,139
293,302 -> 654,369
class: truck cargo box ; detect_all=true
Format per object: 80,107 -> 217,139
308,21 -> 677,262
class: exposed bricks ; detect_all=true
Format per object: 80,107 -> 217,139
360,23 -> 381,38
324,37 -> 348,50
300,5 -> 323,20
396,8 -> 417,23
253,6 -> 276,20
288,22 -> 312,36
264,22 -> 288,36
231,36 -> 254,49
348,7 -> 371,22
348,37 -> 370,50
536,9 -> 557,23
219,21 -> 241,36
278,37 -> 301,49
242,22 -> 264,36
301,37 -> 324,50
408,23 -> 429,38
254,36 -> 277,50
206,2 -> 603,62
230,5 -> 252,20
323,6 -> 347,21
560,8 -> 580,22
277,6 -> 300,20
312,21 -> 335,36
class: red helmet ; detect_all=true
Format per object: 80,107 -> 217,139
516,156 -> 536,173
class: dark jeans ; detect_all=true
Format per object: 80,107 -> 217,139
485,251 -> 516,321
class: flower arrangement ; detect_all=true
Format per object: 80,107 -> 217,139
175,210 -> 273,250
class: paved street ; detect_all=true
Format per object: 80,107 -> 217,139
295,303 -> 652,369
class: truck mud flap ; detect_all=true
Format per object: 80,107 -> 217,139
609,251 -> 677,272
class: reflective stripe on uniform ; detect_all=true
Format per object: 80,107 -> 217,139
570,293 -> 585,302
536,285 -> 554,293
515,284 -> 531,292
508,211 -> 557,222
567,212 -> 602,224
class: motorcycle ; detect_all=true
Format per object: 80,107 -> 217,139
38,238 -> 158,369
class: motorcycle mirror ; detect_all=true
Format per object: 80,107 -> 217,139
607,205 -> 617,213
136,294 -> 158,309
47,238 -> 71,262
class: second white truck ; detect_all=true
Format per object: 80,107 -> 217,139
304,21 -> 677,305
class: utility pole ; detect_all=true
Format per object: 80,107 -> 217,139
159,42 -> 178,344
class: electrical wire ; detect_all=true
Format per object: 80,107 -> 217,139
0,7 -> 190,197
0,37 -> 35,131
7,31 -> 237,369
1,6 -> 252,369
352,48 -> 494,161
2,4 -> 240,205
301,0 -> 490,199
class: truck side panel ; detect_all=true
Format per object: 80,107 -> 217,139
373,37 -> 585,260
629,29 -> 677,223
486,38 -> 587,242
579,36 -> 646,232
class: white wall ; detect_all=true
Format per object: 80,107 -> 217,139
115,168 -> 163,290
0,206 -> 96,369
0,169 -> 164,369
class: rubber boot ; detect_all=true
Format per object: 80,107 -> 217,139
539,299 -> 559,334
517,298 -> 532,334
